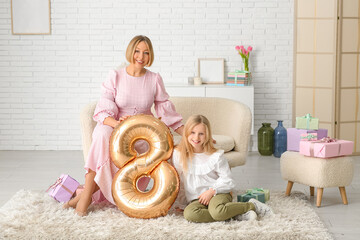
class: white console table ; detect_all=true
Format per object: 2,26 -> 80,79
165,84 -> 254,134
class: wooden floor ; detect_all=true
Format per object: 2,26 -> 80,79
0,151 -> 359,240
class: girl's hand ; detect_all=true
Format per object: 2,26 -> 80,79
198,189 -> 216,206
175,207 -> 184,212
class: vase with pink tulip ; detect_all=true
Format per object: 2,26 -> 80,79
235,45 -> 253,72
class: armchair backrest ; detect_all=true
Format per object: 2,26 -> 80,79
80,97 -> 252,167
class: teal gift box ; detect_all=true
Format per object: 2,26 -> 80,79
237,192 -> 266,203
296,113 -> 319,130
246,188 -> 270,202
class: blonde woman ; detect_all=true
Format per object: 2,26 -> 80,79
170,115 -> 273,223
64,35 -> 184,216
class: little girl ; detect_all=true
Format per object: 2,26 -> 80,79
170,115 -> 273,223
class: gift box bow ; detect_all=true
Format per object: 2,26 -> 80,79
246,188 -> 270,201
46,176 -> 74,195
246,188 -> 265,194
239,191 -> 266,203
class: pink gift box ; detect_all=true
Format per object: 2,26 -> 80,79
299,139 -> 354,158
47,174 -> 80,202
287,128 -> 328,152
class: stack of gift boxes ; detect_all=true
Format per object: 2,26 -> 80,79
288,114 -> 354,158
226,71 -> 251,86
237,114 -> 354,203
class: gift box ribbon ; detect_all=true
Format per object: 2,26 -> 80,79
46,177 -> 74,195
299,113 -> 314,130
300,133 -> 317,141
233,69 -> 250,84
308,137 -> 339,157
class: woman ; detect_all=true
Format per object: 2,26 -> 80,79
64,35 -> 184,216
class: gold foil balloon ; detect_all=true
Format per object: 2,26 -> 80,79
110,114 -> 179,219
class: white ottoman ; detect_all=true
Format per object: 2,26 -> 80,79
280,151 -> 354,207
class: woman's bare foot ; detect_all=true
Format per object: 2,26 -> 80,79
63,193 -> 81,209
73,170 -> 99,217
74,209 -> 88,217
63,201 -> 71,209
74,194 -> 92,217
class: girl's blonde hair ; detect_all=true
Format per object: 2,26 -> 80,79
125,35 -> 154,67
176,115 -> 217,171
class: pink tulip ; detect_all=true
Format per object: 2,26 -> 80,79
241,48 -> 246,55
235,46 -> 240,50
240,45 -> 244,50
247,46 -> 253,52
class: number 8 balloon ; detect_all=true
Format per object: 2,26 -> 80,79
110,114 -> 180,219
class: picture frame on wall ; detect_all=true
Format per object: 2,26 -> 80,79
198,58 -> 224,84
11,0 -> 51,35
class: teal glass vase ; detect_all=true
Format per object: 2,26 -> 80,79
257,123 -> 274,156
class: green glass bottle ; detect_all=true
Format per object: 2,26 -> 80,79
258,123 -> 274,156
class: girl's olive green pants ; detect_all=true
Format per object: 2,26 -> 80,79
183,193 -> 255,223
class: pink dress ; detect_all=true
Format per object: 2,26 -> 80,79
85,67 -> 183,204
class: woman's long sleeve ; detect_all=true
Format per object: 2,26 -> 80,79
93,70 -> 120,124
154,74 -> 183,130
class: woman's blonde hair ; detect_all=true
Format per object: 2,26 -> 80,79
176,115 -> 217,172
125,35 -> 154,67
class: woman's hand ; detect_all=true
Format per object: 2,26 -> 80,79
104,115 -> 131,128
119,115 -> 131,122
174,125 -> 184,136
198,188 -> 216,206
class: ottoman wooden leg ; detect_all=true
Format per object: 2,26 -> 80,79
285,181 -> 294,196
339,187 -> 348,205
316,188 -> 323,207
310,186 -> 314,196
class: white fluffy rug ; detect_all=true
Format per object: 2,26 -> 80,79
0,190 -> 333,240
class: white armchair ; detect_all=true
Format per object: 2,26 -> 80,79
80,97 -> 252,168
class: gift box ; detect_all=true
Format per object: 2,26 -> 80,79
296,114 -> 319,130
300,133 -> 317,141
237,192 -> 266,203
246,188 -> 270,202
299,138 -> 354,158
287,128 -> 328,152
47,174 -> 80,202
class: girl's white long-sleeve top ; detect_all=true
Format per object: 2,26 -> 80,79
170,149 -> 235,204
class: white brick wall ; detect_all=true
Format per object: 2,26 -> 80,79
0,0 -> 293,151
